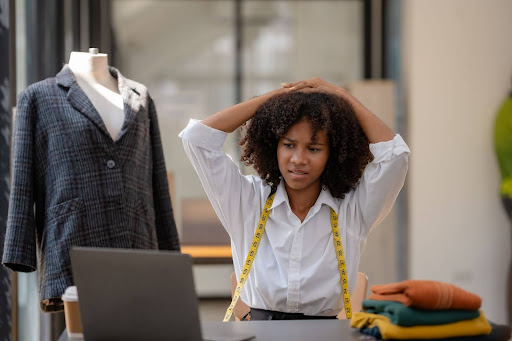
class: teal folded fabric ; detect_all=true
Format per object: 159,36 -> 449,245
362,299 -> 480,326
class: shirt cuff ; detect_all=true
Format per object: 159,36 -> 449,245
178,119 -> 227,152
369,134 -> 410,163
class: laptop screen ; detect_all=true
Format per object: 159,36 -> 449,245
70,247 -> 202,341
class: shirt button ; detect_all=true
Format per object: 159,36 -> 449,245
291,286 -> 297,291
106,160 -> 116,169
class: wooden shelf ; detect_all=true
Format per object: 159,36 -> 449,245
181,245 -> 232,264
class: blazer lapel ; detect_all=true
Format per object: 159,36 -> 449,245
56,66 -> 112,140
109,67 -> 148,142
55,65 -> 148,143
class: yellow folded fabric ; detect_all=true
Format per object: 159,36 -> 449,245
350,311 -> 491,340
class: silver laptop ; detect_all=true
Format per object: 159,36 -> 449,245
70,247 -> 254,341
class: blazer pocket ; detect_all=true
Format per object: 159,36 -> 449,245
47,197 -> 85,222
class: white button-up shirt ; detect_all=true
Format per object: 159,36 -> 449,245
179,119 -> 410,316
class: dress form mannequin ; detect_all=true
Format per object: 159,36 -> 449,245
3,54 -> 181,313
68,48 -> 125,141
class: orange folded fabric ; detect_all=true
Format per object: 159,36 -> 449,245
369,280 -> 481,310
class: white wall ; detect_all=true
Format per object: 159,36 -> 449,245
403,0 -> 512,324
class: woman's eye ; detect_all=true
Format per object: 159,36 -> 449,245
309,148 -> 319,152
284,143 -> 293,148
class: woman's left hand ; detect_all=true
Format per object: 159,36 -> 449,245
282,77 -> 348,97
282,77 -> 362,112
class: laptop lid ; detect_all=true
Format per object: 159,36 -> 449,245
70,247 -> 202,341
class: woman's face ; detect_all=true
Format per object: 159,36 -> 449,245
277,119 -> 330,195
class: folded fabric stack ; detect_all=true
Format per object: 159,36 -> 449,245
350,280 -> 511,340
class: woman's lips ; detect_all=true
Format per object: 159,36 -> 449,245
289,169 -> 308,179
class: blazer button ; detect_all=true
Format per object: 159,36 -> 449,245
106,160 -> 116,169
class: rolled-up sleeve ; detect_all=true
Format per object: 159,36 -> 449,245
179,119 -> 260,237
179,119 -> 227,152
352,134 -> 410,237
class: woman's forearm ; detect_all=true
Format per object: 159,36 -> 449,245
339,90 -> 395,144
202,88 -> 287,133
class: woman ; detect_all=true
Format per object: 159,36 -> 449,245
179,78 -> 410,320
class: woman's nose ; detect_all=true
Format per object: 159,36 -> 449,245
291,149 -> 306,164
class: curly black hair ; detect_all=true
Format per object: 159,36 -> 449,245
239,91 -> 373,199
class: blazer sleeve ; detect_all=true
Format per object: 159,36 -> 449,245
2,90 -> 37,272
148,96 -> 181,251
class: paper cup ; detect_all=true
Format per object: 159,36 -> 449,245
62,286 -> 83,338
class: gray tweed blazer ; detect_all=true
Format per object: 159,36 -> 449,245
2,66 -> 180,312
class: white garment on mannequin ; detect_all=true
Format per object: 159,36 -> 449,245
68,49 -> 125,141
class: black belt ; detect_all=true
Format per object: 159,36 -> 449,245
248,308 -> 338,321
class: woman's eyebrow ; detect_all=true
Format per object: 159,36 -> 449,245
282,137 -> 325,145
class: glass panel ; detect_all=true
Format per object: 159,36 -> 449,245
242,1 -> 363,97
111,1 -> 235,245
18,273 -> 41,341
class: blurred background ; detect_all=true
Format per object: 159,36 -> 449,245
0,0 -> 511,340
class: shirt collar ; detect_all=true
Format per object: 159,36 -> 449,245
269,179 -> 339,215
316,187 -> 340,215
270,179 -> 289,210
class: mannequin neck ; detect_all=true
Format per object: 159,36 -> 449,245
68,51 -> 119,93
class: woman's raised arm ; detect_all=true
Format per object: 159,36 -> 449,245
202,88 -> 288,133
283,78 -> 395,143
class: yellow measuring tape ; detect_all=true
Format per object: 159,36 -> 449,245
330,207 -> 352,319
223,193 -> 274,322
223,194 -> 351,321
